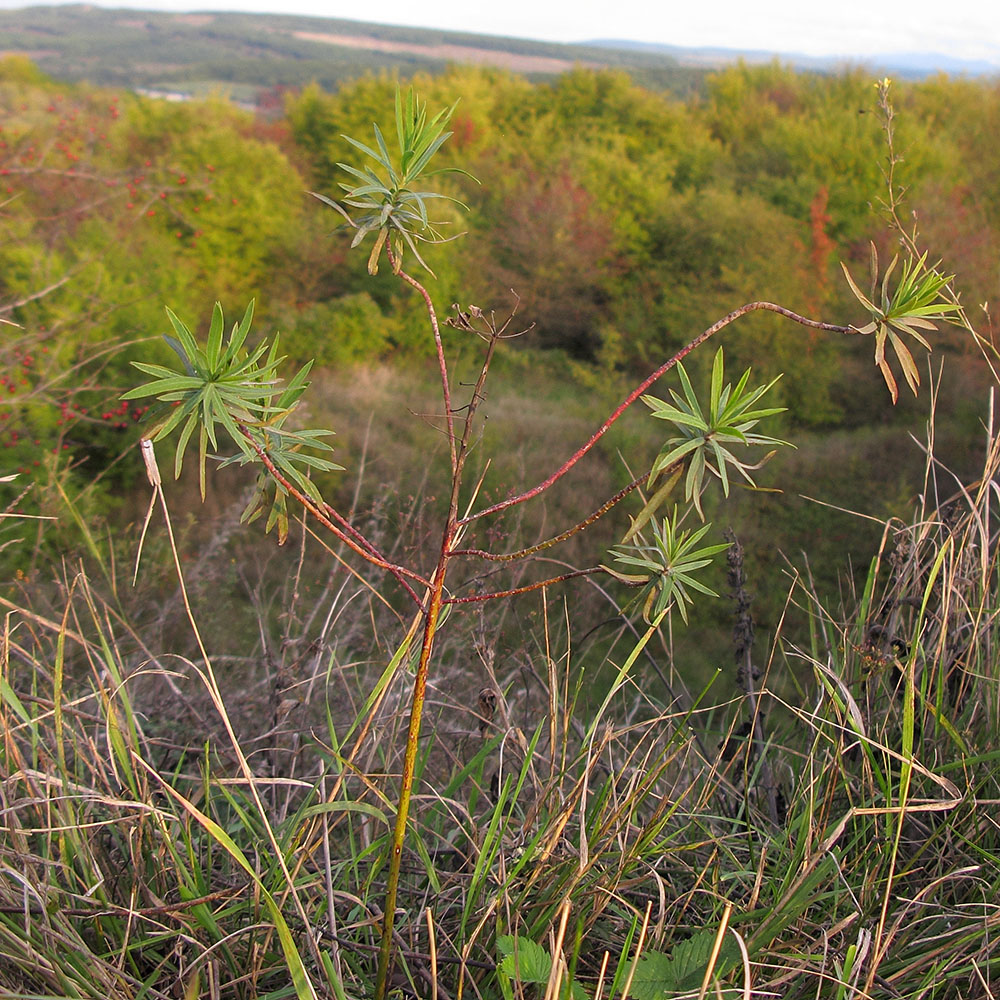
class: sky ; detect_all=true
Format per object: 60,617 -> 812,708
2,0 -> 999,65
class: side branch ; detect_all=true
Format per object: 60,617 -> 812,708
0,275 -> 73,315
241,429 -> 430,606
323,501 -> 394,563
452,475 -> 644,561
443,568 -> 602,604
460,303 -> 852,524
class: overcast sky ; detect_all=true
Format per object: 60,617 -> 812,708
3,0 -> 999,64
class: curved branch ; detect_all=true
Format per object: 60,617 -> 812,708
240,429 -> 430,606
452,475 -> 644,561
460,302 -> 852,525
443,567 -> 602,604
0,274 -> 73,315
323,500 -> 394,563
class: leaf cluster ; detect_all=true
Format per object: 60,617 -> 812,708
842,242 -> 957,402
602,349 -> 788,624
606,509 -> 728,623
122,300 -> 341,541
643,347 -> 789,518
313,86 -> 475,276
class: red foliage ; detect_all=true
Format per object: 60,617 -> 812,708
450,113 -> 478,150
477,164 -> 619,355
808,185 -> 834,303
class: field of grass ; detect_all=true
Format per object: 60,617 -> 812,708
3,339 -> 999,997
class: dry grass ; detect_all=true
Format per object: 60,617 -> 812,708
3,378 -> 1000,999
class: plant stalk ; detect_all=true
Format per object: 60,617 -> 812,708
375,550 -> 449,998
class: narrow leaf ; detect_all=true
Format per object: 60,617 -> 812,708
206,302 -> 224,369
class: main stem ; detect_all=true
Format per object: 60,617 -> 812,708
371,291 -> 849,998
374,543 -> 450,999
375,251 -> 498,1000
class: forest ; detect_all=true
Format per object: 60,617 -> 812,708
3,48 -> 1000,999
3,55 -> 997,592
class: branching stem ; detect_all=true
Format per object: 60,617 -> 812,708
374,298 -> 853,1000
461,302 -> 851,525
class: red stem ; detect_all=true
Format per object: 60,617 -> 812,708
452,475 -> 644,561
444,568 -> 601,603
241,429 -> 430,605
386,243 -> 457,475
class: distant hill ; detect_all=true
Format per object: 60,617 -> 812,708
587,38 -> 1000,79
0,4 -> 705,97
0,4 -> 995,101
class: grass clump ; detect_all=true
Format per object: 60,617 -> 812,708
4,414 -> 1000,998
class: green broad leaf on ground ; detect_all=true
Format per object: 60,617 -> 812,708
629,928 -> 741,999
496,936 -> 587,1000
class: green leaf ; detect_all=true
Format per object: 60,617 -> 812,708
220,298 -> 255,367
710,438 -> 730,496
710,345 -> 724,414
496,937 -> 587,1000
337,160 -> 386,189
372,123 -> 398,184
649,436 -> 703,482
674,361 -> 703,420
148,397 -> 194,443
173,408 -> 199,480
341,133 -> 393,173
497,936 -> 551,985
394,86 -> 407,157
406,130 -> 453,182
206,301 -> 224,369
163,335 -> 198,376
125,367 -> 203,396
630,930 -> 740,999
198,422 -> 208,500
644,402 -> 707,430
165,306 -> 207,372
685,445 -> 706,515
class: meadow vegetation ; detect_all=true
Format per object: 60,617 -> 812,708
2,54 -> 1000,999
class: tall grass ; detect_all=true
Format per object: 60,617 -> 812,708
3,382 -> 999,998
